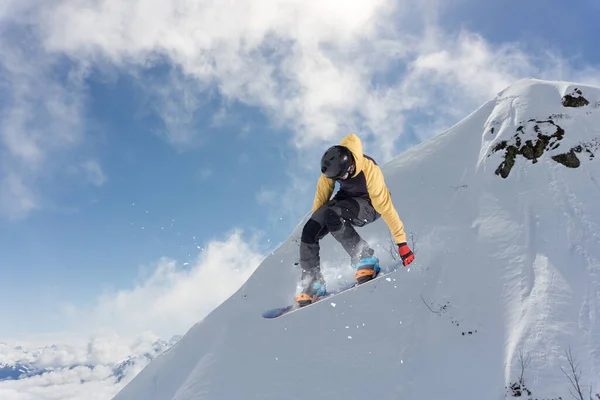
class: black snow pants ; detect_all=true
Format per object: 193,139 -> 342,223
299,195 -> 380,280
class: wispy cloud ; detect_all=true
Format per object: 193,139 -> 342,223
36,0 -> 402,148
81,160 -> 107,187
255,187 -> 279,207
138,68 -> 208,150
36,0 -> 600,161
0,173 -> 38,220
64,230 -> 264,339
2,0 -> 599,218
0,14 -> 87,219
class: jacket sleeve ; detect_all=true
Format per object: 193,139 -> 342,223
364,160 -> 407,244
312,174 -> 335,213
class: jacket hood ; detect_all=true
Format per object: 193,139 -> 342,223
339,134 -> 364,178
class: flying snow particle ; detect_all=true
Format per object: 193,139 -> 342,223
331,303 -> 336,307
348,336 -> 352,339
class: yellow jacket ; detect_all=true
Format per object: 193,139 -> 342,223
312,134 -> 407,244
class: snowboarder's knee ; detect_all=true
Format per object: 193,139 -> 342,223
324,207 -> 343,231
301,219 -> 322,244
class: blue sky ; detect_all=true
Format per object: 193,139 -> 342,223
449,0 -> 600,65
1,0 -> 600,344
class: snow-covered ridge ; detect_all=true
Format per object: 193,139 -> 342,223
481,79 -> 599,177
114,78 -> 600,400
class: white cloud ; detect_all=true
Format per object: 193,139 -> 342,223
34,0 -> 409,150
0,18 -> 87,219
0,331 -> 167,400
34,0 -> 398,148
1,332 -> 159,368
82,160 -> 107,187
138,69 -> 207,149
34,0 -> 597,157
0,173 -> 38,220
0,367 -> 122,400
64,230 -> 264,339
2,0 -> 599,218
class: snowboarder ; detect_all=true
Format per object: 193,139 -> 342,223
294,133 -> 415,307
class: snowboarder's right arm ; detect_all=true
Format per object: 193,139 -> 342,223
363,159 -> 407,245
312,174 -> 335,213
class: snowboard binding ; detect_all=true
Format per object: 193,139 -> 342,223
352,256 -> 380,284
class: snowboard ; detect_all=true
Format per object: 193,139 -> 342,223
262,262 -> 404,319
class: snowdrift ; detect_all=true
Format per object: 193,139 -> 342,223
114,78 -> 600,400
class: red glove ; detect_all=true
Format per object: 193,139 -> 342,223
397,242 -> 414,266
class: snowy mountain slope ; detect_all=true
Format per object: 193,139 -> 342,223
114,78 -> 600,400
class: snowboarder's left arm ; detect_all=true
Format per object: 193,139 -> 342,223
364,160 -> 407,244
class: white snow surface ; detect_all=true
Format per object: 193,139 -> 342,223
114,78 -> 600,400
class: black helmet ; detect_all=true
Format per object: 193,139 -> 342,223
320,145 -> 353,179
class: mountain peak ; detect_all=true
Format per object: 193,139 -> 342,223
114,78 -> 600,400
479,78 -> 600,178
